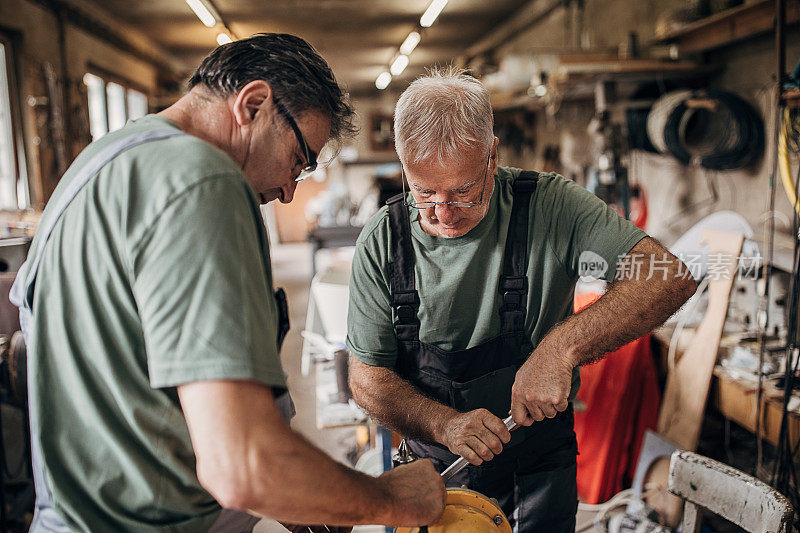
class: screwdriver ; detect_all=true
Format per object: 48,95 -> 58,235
440,415 -> 518,482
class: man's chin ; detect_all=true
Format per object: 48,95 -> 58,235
259,190 -> 282,204
437,224 -> 469,238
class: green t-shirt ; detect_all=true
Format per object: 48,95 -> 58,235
20,115 -> 286,531
346,168 -> 647,400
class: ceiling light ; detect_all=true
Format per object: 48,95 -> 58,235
390,55 -> 409,76
399,31 -> 421,55
420,0 -> 448,27
217,33 -> 232,45
186,0 -> 217,28
375,72 -> 392,90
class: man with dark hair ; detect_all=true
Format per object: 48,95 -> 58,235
12,33 -> 444,532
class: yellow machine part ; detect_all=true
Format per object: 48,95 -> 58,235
396,488 -> 512,533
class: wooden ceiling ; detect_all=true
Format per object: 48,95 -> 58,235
81,0 -> 531,96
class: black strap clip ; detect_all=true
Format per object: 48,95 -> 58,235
502,291 -> 524,309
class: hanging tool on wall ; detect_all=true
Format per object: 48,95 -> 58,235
590,80 -> 631,219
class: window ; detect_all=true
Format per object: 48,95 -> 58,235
83,72 -> 149,141
127,89 -> 148,120
84,73 -> 107,140
105,82 -> 127,132
0,36 -> 27,209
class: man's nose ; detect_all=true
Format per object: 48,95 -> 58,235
433,202 -> 457,223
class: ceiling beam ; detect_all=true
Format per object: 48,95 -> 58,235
460,0 -> 564,62
29,0 -> 185,76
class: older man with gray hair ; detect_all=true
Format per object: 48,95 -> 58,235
346,69 -> 696,532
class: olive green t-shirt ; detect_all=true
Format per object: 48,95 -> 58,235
20,115 -> 286,531
346,168 -> 648,400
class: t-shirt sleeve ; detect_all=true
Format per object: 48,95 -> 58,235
131,175 -> 286,389
346,221 -> 399,367
542,175 -> 648,282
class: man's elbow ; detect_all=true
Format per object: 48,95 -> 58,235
668,269 -> 698,313
348,355 -> 372,407
196,450 -> 280,512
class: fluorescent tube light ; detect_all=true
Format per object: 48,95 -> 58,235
186,0 -> 217,28
420,0 -> 448,27
399,31 -> 421,55
375,72 -> 392,90
390,55 -> 409,76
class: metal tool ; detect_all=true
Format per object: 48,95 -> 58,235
393,438 -> 419,467
440,415 -> 518,482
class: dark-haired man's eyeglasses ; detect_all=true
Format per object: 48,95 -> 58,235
402,151 -> 491,209
273,97 -> 318,182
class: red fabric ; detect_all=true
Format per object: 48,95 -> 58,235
572,293 -> 660,504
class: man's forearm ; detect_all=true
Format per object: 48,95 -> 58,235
179,380 -> 444,527
242,421 -> 416,525
546,237 -> 697,366
348,355 -> 456,444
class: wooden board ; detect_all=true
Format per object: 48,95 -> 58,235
654,0 -> 800,54
657,229 -> 744,451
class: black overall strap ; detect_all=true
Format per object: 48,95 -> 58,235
499,171 -> 539,335
386,193 -> 420,342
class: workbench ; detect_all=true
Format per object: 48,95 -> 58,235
710,365 -> 800,460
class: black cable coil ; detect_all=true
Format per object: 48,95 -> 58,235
626,107 -> 659,154
661,89 -> 764,170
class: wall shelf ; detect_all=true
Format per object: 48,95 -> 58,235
490,59 -> 718,112
654,0 -> 800,54
784,88 -> 800,107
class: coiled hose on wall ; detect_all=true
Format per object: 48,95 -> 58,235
646,89 -> 765,170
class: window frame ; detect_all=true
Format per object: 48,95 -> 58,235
0,31 -> 29,209
84,65 -> 150,140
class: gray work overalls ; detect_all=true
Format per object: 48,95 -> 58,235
386,171 -> 579,532
10,128 -> 292,532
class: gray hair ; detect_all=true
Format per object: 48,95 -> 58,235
394,68 -> 493,165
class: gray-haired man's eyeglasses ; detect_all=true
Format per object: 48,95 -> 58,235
402,152 -> 491,209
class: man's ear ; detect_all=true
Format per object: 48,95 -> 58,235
231,80 -> 273,127
490,136 -> 500,173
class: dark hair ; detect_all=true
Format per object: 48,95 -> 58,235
188,33 -> 356,143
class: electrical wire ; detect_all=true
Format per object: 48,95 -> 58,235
626,107 -> 659,154
662,89 -> 765,170
770,156 -> 800,516
756,83 -> 782,478
575,485 -> 661,533
668,276 -> 710,371
778,107 -> 800,215
647,90 -> 692,155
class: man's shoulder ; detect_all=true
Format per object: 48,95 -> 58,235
103,118 -> 251,221
356,203 -> 392,247
498,167 -> 573,201
65,117 -> 255,248
499,167 -> 561,187
113,119 -> 244,191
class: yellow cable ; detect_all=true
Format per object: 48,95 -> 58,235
779,108 -> 800,215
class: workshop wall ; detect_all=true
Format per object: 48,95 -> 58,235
343,0 -> 800,253
0,0 -> 164,206
495,0 -> 689,55
488,1 -> 800,256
